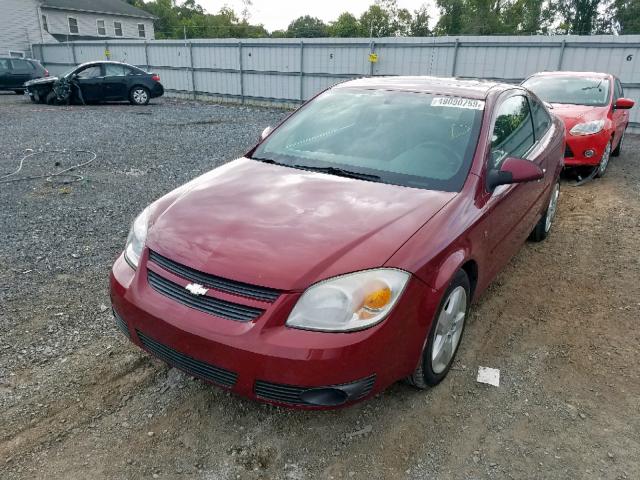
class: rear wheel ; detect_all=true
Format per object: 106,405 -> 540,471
129,86 -> 150,106
529,180 -> 560,242
595,140 -> 612,178
611,130 -> 625,157
406,270 -> 470,389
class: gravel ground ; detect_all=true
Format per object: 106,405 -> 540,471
1,92 -> 639,480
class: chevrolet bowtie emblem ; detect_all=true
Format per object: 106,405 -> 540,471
185,283 -> 208,296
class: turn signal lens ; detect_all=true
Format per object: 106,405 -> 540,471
362,287 -> 392,311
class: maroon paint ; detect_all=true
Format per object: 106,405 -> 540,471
110,78 -> 565,409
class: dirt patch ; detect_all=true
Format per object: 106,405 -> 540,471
1,93 -> 639,479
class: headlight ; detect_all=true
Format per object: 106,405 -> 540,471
124,207 -> 150,269
570,120 -> 605,136
286,269 -> 410,332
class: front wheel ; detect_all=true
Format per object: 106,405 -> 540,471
529,180 -> 560,242
595,140 -> 612,178
129,86 -> 150,106
406,270 -> 470,389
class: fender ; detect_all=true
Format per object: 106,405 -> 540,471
430,249 -> 469,293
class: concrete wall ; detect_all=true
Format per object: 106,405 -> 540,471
40,7 -> 155,40
33,35 -> 640,130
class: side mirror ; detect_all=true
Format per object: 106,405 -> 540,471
487,157 -> 544,191
614,98 -> 634,110
260,126 -> 273,141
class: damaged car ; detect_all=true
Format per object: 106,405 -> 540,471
24,61 -> 163,106
111,77 -> 564,408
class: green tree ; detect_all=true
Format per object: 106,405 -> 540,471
613,0 -> 640,33
359,4 -> 393,36
286,16 -> 328,37
554,0 -> 602,34
434,0 -> 466,34
410,4 -> 431,36
329,12 -> 361,37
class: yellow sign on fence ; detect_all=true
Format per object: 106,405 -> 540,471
368,53 -> 378,63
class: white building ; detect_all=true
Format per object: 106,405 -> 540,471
0,0 -> 156,58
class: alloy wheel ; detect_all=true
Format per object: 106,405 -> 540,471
544,182 -> 560,233
133,88 -> 148,105
431,286 -> 467,374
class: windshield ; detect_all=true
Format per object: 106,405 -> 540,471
522,76 -> 610,106
252,89 -> 484,192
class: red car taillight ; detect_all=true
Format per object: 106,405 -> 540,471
151,74 -> 160,82
44,69 -> 49,77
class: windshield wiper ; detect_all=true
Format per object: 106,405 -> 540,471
294,164 -> 382,182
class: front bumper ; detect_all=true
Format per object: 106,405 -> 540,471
110,251 -> 439,409
564,132 -> 610,167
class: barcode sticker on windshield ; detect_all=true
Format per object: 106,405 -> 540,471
431,97 -> 485,110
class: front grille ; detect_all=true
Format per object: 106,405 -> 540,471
147,270 -> 264,322
255,375 -> 376,406
148,250 -> 281,302
113,309 -> 130,338
565,144 -> 574,158
137,330 -> 237,388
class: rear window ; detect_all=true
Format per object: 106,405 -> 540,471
0,59 -> 10,70
522,75 -> 610,107
253,88 -> 484,192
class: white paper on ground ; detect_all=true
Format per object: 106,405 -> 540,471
477,366 -> 500,387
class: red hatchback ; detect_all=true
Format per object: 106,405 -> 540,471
522,71 -> 634,177
110,77 -> 564,408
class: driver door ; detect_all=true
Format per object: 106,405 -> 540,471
478,93 -> 541,279
74,64 -> 104,102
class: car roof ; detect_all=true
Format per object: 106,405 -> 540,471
76,60 -> 143,70
334,76 -> 513,100
526,71 -> 612,80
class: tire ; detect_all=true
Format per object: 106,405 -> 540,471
29,94 -> 37,103
406,269 -> 470,389
529,180 -> 560,242
129,86 -> 150,106
595,139 -> 612,178
14,89 -> 25,95
611,130 -> 624,157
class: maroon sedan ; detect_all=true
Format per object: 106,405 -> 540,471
111,77 -> 564,408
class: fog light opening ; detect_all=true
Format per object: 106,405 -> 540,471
300,387 -> 349,406
584,149 -> 595,158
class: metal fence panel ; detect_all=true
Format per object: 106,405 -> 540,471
32,35 -> 640,130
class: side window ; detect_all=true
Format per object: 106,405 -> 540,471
615,79 -> 623,99
529,96 -> 552,141
138,23 -> 146,38
114,21 -> 123,37
0,59 -> 10,70
76,65 -> 102,79
11,59 -> 33,71
490,95 -> 535,169
105,64 -> 126,76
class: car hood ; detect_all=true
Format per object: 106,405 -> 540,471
549,103 -> 609,130
146,158 -> 456,291
25,76 -> 58,86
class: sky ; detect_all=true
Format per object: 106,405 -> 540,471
198,1 -> 436,32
